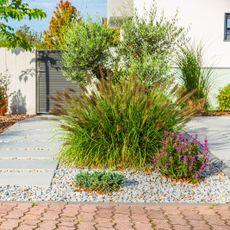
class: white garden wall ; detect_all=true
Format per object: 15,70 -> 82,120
0,48 -> 36,115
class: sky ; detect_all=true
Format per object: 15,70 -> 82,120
9,0 -> 107,33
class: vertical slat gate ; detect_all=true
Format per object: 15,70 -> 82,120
36,50 -> 80,113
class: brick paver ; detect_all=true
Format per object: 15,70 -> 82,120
0,203 -> 228,229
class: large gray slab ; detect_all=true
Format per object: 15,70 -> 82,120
0,159 -> 57,170
0,149 -> 58,159
0,171 -> 55,186
186,116 -> 230,175
0,116 -> 61,186
0,142 -> 60,150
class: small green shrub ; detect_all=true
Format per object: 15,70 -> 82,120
154,131 -> 208,182
218,84 -> 230,111
57,77 -> 197,169
74,171 -> 124,193
176,45 -> 213,110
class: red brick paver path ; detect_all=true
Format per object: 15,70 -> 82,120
0,203 -> 229,230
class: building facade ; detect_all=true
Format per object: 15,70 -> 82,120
108,0 -> 230,108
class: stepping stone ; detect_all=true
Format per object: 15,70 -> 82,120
0,116 -> 61,186
0,142 -> 60,150
0,149 -> 57,159
0,159 -> 57,170
0,171 -> 55,186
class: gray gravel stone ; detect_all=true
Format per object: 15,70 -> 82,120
0,162 -> 229,203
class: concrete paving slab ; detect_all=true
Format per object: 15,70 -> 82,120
0,141 -> 60,152
0,142 -> 60,150
0,171 -> 55,186
186,116 -> 230,175
0,149 -> 58,159
0,116 -> 61,186
0,159 -> 58,170
0,134 -> 61,143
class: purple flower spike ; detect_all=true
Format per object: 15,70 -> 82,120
200,163 -> 207,171
184,155 -> 188,163
158,130 -> 208,180
190,156 -> 196,164
181,134 -> 185,141
170,131 -> 174,137
177,145 -> 182,151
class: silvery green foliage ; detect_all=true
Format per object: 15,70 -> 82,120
62,3 -> 186,87
62,21 -> 117,84
118,5 -> 186,86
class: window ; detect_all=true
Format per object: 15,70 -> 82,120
224,13 -> 230,41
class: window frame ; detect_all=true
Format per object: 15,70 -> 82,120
224,13 -> 230,41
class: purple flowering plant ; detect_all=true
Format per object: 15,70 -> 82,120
154,131 -> 209,182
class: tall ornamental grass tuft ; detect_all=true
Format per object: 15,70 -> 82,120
176,45 -> 213,110
58,77 -> 197,170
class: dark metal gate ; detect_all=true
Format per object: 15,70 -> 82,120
36,50 -> 80,113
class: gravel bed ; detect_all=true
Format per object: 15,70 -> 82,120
0,162 -> 229,203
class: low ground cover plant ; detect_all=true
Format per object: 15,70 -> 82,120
154,131 -> 208,182
74,171 -> 124,194
218,84 -> 230,111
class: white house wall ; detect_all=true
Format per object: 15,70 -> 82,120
0,48 -> 36,115
107,0 -> 133,19
134,0 -> 230,68
132,0 -> 230,108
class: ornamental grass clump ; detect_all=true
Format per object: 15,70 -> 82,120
154,131 -> 208,182
74,171 -> 124,194
58,77 -> 198,170
176,45 -> 213,110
